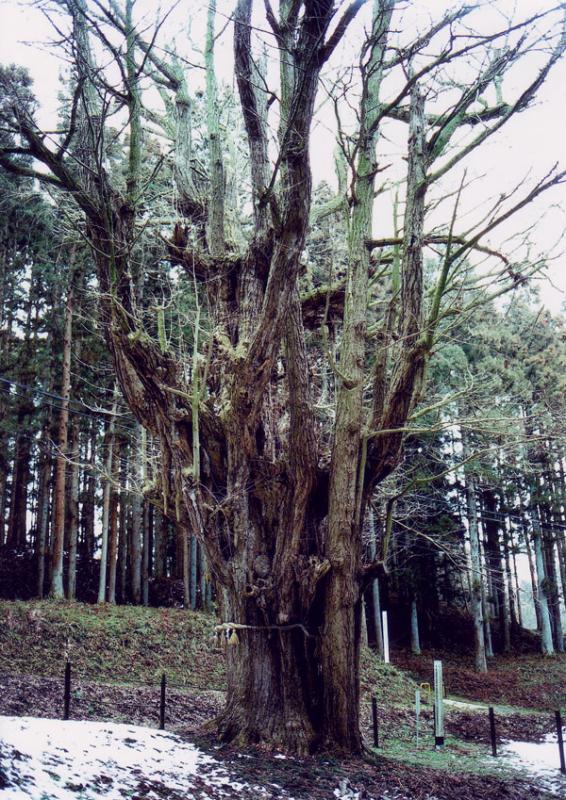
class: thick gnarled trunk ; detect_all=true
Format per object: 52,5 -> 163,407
213,506 -> 363,754
216,606 -> 320,754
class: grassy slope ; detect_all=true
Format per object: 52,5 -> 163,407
2,599 -> 562,712
0,600 -> 417,706
0,600 -> 224,690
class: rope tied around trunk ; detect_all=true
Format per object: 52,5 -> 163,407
213,621 -> 314,646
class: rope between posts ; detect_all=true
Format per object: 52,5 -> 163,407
0,670 -> 224,693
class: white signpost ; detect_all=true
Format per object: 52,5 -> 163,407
381,611 -> 390,663
433,659 -> 444,748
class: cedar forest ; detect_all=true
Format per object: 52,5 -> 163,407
0,0 -> 565,768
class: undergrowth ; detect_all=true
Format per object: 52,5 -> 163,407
0,600 -> 417,706
0,600 -> 223,690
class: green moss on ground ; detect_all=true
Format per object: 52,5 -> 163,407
374,735 -> 494,774
0,601 -> 417,705
369,736 -> 549,796
360,647 -> 418,706
0,600 -> 224,689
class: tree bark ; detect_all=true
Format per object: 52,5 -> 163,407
190,535 -> 198,610
118,439 -> 128,602
35,415 -> 52,598
481,489 -> 508,652
461,427 -> 488,671
541,520 -> 564,652
154,509 -> 168,580
107,437 -> 121,604
50,281 -> 73,598
67,421 -> 80,600
410,598 -> 421,655
142,501 -> 150,606
81,421 -> 97,560
182,529 -> 191,609
6,427 -> 33,549
531,505 -> 555,656
467,480 -> 488,671
523,507 -> 542,631
130,425 -> 143,604
500,492 -> 518,633
321,1 -> 395,752
97,399 -> 117,603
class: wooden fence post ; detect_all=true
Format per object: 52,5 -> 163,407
63,660 -> 71,721
159,673 -> 166,730
489,706 -> 497,757
556,709 -> 565,774
372,697 -> 379,748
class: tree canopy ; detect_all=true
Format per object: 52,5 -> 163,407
0,0 -> 565,754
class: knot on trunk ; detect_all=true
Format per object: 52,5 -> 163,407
253,554 -> 271,578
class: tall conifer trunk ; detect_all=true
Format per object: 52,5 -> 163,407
50,280 -> 73,598
67,421 -> 80,600
81,421 -> 97,560
461,427 -> 488,671
107,437 -> 121,604
98,399 -> 117,603
36,414 -> 52,598
130,425 -> 143,604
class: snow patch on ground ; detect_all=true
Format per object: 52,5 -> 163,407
333,782 -> 410,800
497,733 -> 566,796
444,699 -> 488,711
3,715 -> 563,799
0,716 -> 281,799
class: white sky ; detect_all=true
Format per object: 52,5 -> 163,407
1,0 -> 565,311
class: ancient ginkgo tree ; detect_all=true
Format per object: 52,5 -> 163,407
1,0 -> 564,753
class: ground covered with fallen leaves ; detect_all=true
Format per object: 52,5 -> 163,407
1,672 -> 564,799
394,649 -> 566,711
0,712 -> 561,800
